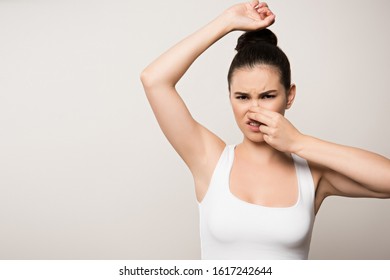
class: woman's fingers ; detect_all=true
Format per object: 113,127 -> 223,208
254,2 -> 268,9
247,107 -> 278,127
247,111 -> 272,127
225,1 -> 275,31
247,108 -> 302,153
254,2 -> 274,21
246,1 -> 275,27
248,105 -> 274,116
259,123 -> 273,135
250,0 -> 260,9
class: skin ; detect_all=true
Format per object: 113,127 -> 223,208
229,66 -> 300,207
141,1 -> 390,216
229,65 -> 295,144
230,65 -> 298,207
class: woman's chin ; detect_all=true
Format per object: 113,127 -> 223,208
238,126 -> 266,144
244,132 -> 266,143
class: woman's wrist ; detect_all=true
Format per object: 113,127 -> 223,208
291,133 -> 310,155
212,12 -> 237,36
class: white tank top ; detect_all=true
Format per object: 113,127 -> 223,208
198,145 -> 315,259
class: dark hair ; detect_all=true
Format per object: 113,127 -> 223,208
227,29 -> 291,91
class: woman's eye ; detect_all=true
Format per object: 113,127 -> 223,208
262,95 -> 275,99
236,96 -> 248,100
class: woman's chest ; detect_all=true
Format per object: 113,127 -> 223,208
229,159 -> 298,207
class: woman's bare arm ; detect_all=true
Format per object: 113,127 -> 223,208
140,2 -> 275,197
247,106 -> 390,198
298,136 -> 390,197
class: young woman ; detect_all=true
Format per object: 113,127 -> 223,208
140,1 -> 390,259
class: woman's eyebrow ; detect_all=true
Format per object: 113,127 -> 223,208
233,90 -> 277,96
233,92 -> 250,96
259,90 -> 277,95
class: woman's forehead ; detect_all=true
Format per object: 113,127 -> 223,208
230,66 -> 282,91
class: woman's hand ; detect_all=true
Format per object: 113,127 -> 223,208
247,106 -> 304,153
223,1 -> 275,32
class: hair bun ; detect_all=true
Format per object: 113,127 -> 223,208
235,29 -> 278,52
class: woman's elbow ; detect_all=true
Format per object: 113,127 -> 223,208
140,68 -> 155,90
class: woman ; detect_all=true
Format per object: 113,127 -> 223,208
140,1 -> 390,259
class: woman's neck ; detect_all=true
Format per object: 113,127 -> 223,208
237,137 -> 289,164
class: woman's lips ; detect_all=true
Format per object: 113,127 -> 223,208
246,119 -> 262,131
248,121 -> 260,127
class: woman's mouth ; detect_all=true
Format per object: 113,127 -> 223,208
248,121 -> 261,127
247,119 -> 261,127
246,119 -> 262,131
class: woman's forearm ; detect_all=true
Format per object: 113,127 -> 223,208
296,135 -> 390,194
141,14 -> 232,89
141,1 -> 276,89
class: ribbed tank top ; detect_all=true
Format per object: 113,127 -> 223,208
199,145 -> 315,259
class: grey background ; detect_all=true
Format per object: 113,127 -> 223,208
1,0 -> 389,259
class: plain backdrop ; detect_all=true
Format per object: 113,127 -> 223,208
1,0 -> 389,259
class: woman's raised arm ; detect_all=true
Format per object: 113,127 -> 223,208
140,1 -> 275,188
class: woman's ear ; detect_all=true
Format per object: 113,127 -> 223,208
286,84 -> 296,109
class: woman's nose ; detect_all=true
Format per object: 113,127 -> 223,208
251,99 -> 260,107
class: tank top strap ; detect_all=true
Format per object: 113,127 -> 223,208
226,144 -> 236,164
291,154 -> 315,208
200,144 -> 234,206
